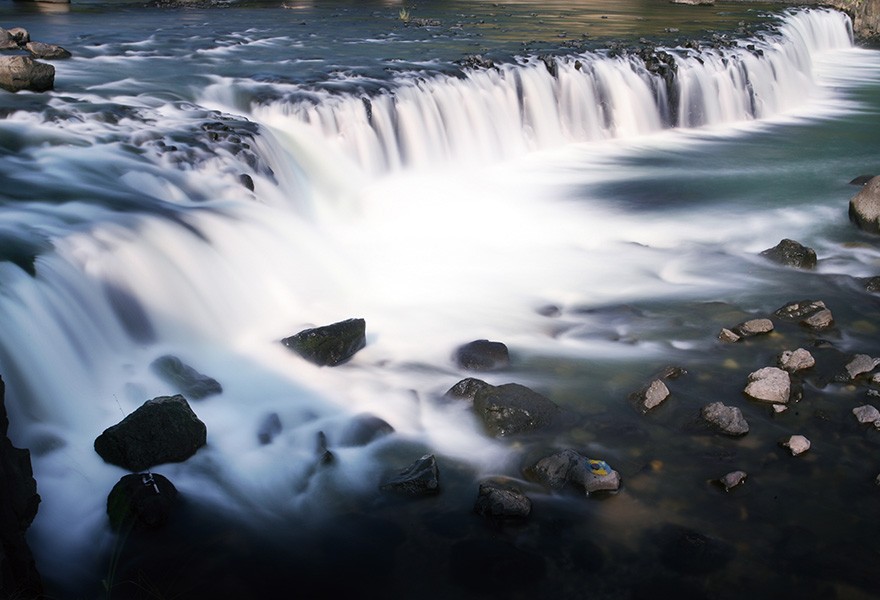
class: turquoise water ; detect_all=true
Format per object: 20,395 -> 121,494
1,2 -> 880,597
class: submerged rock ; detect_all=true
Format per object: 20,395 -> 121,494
281,318 -> 366,366
474,481 -> 531,518
849,175 -> 880,233
380,454 -> 439,496
453,339 -> 510,371
94,395 -> 207,471
781,434 -> 811,456
150,354 -> 222,400
653,524 -> 734,575
0,56 -> 54,92
701,402 -> 749,436
257,412 -> 282,445
760,239 -> 817,269
744,367 -> 790,404
778,348 -> 815,373
337,413 -> 394,447
107,472 -> 178,531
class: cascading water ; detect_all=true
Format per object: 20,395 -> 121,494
1,4 -> 878,597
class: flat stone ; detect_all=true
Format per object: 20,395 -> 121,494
801,308 -> 834,330
701,402 -> 749,436
782,435 -> 810,456
777,348 -> 815,373
719,470 -> 747,491
634,379 -> 670,412
735,318 -> 774,337
718,328 -> 740,343
845,354 -> 879,379
853,404 -> 880,425
744,367 -> 790,404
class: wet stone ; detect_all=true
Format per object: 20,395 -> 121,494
744,367 -> 790,404
474,481 -> 531,518
759,239 -> 817,269
718,327 -> 740,343
701,401 -> 749,436
633,379 -> 670,412
527,449 -> 621,495
774,300 -> 827,321
281,318 -> 366,366
453,339 -> 510,371
107,472 -> 178,531
852,404 -> 880,426
472,382 -> 559,437
719,470 -> 747,491
380,454 -> 439,496
802,308 -> 834,330
778,348 -> 815,373
734,318 -> 774,337
845,354 -> 879,380
782,435 -> 810,456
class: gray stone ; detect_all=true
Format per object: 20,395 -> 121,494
0,56 -> 54,93
853,404 -> 880,425
701,402 -> 749,436
633,379 -> 670,412
735,318 -> 774,337
781,434 -> 810,456
774,300 -> 827,321
759,239 -> 817,269
849,175 -> 880,233
474,481 -> 531,518
845,354 -> 879,379
527,449 -> 621,495
529,448 -> 580,488
778,348 -> 815,373
380,454 -> 439,496
744,367 -> 790,404
0,28 -> 18,50
801,308 -> 834,330
25,42 -> 71,60
718,328 -> 740,343
719,470 -> 747,491
94,395 -> 207,471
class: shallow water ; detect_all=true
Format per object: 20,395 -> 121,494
2,1 -> 880,598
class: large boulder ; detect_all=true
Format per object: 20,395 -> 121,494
0,56 -> 54,93
150,354 -> 222,400
281,318 -> 366,366
453,339 -> 509,371
94,395 -> 207,471
759,239 -> 817,269
0,376 -> 43,599
106,472 -> 179,531
455,379 -> 559,437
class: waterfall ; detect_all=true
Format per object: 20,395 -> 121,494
232,8 -> 852,176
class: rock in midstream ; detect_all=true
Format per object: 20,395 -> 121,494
781,435 -> 811,456
474,481 -> 532,518
718,470 -> 747,491
744,367 -> 790,404
853,404 -> 880,426
701,402 -> 749,436
778,348 -> 815,373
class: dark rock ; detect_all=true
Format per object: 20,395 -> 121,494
25,41 -> 71,60
701,401 -> 749,436
863,276 -> 880,292
0,376 -> 43,599
849,176 -> 880,233
453,339 -> 509,371
315,431 -> 333,465
759,239 -> 817,269
337,413 -> 394,447
528,448 -> 580,489
774,300 -> 833,330
281,318 -> 366,366
7,28 -> 29,45
474,481 -> 531,518
239,173 -> 254,191
472,382 -> 559,437
718,470 -> 747,491
653,524 -> 734,575
257,412 -> 282,445
458,54 -> 495,70
94,395 -> 207,471
106,472 -> 178,531
0,56 -> 54,93
150,354 -> 222,400
850,174 -> 875,185
443,377 -> 493,403
380,454 -> 439,496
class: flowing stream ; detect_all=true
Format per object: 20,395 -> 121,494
2,1 -> 880,597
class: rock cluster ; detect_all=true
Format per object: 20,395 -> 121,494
0,26 -> 70,93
